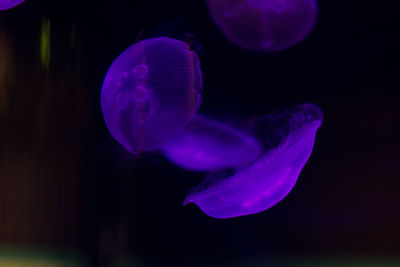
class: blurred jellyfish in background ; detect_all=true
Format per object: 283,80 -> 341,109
0,0 -> 25,10
101,37 -> 202,153
206,0 -> 318,51
184,104 -> 323,218
161,114 -> 263,171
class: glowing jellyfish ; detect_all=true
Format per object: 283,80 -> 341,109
161,114 -> 263,171
184,104 -> 323,218
206,0 -> 318,51
101,37 -> 202,153
0,0 -> 25,10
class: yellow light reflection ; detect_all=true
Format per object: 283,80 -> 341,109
40,18 -> 51,70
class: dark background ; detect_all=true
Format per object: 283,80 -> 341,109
0,0 -> 399,266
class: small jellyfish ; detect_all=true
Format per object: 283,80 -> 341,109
161,114 -> 263,171
101,37 -> 202,153
206,0 -> 318,51
0,0 -> 25,10
184,104 -> 323,218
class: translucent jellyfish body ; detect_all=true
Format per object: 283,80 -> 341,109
101,37 -> 202,153
184,104 -> 323,218
206,0 -> 318,51
161,115 -> 263,171
0,0 -> 25,10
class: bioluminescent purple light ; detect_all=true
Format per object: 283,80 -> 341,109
161,114 -> 263,171
206,0 -> 318,52
0,0 -> 25,10
184,104 -> 323,218
101,37 -> 202,153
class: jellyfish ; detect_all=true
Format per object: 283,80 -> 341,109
206,0 -> 318,52
101,37 -> 202,153
0,0 -> 25,10
161,114 -> 263,171
184,104 -> 323,218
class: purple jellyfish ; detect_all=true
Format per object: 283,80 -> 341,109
0,0 -> 25,10
161,114 -> 263,171
101,37 -> 202,153
184,104 -> 323,218
206,0 -> 318,51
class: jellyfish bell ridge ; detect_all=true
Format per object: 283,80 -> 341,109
248,0 -> 294,13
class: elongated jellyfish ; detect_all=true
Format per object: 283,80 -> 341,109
0,0 -> 25,10
161,114 -> 263,171
101,37 -> 202,153
184,104 -> 323,218
206,0 -> 318,51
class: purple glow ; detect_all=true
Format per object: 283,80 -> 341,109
184,104 -> 323,218
0,0 -> 24,10
101,37 -> 202,153
161,114 -> 263,171
206,0 -> 318,51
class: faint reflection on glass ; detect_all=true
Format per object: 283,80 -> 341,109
0,28 -> 13,115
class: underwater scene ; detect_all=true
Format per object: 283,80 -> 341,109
0,0 -> 399,266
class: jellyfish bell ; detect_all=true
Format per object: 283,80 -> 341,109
0,0 -> 25,10
101,37 -> 202,153
184,104 -> 323,219
206,0 -> 318,52
161,114 -> 263,171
